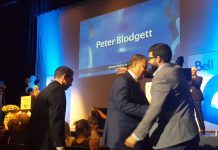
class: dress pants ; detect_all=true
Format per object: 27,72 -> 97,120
193,100 -> 205,132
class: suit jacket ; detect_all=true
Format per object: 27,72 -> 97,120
133,63 -> 199,149
191,75 -> 204,101
103,72 -> 149,150
28,81 -> 66,150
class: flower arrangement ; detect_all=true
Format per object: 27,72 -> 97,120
1,105 -> 31,130
2,105 -> 20,113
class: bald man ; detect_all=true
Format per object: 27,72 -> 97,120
190,67 -> 205,134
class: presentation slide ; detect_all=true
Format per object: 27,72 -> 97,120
79,0 -> 180,78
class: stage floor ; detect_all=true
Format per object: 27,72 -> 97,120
199,131 -> 218,149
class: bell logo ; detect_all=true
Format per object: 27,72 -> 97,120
195,59 -> 214,71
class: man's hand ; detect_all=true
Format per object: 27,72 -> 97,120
115,67 -> 128,74
124,134 -> 138,148
56,147 -> 65,150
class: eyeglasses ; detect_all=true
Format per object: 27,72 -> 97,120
148,56 -> 157,60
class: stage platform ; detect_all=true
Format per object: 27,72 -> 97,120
199,131 -> 218,149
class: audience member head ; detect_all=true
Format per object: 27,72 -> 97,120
7,118 -> 20,132
16,112 -> 30,128
74,119 -> 90,137
54,66 -> 74,90
127,54 -> 147,79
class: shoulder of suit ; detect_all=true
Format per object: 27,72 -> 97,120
119,72 -> 131,79
197,75 -> 203,78
159,63 -> 178,72
154,64 -> 180,80
46,81 -> 64,91
114,73 -> 134,84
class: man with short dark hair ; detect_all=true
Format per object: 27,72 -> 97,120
103,54 -> 150,150
28,66 -> 74,150
125,43 -> 199,150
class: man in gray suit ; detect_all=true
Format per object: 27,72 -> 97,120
103,54 -> 150,150
191,67 -> 205,134
125,43 -> 199,150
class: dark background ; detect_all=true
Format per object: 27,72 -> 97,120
0,0 -> 87,105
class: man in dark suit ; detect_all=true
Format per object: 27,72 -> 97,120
28,66 -> 74,150
103,54 -> 150,150
191,67 -> 205,134
125,43 -> 199,150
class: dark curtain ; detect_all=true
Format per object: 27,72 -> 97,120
0,1 -> 31,105
0,0 -> 82,105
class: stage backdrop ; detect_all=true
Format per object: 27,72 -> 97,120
35,0 -> 218,130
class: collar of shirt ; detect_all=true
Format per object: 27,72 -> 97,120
192,75 -> 196,78
128,70 -> 138,82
